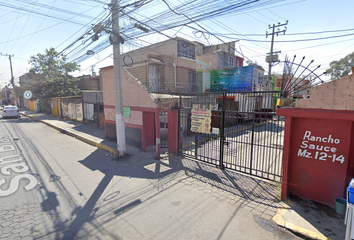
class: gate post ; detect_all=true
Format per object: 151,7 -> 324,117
219,93 -> 226,169
277,108 -> 354,207
168,109 -> 179,154
195,133 -> 198,159
249,111 -> 256,175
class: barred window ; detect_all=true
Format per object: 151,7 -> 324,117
178,40 -> 195,60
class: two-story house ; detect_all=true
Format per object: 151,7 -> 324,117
100,37 -> 243,157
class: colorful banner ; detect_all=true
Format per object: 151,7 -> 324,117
210,65 -> 253,92
191,109 -> 212,134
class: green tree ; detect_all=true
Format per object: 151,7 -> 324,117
29,48 -> 80,113
325,52 -> 354,80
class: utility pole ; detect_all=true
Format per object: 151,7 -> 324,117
266,21 -> 288,90
91,65 -> 96,76
0,53 -> 17,106
111,0 -> 126,157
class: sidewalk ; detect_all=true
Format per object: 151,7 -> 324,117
20,110 -> 346,239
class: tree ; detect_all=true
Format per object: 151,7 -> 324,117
325,51 -> 354,80
29,48 -> 80,113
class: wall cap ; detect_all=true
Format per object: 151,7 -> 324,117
276,108 -> 354,121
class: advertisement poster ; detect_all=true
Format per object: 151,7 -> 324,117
191,109 -> 212,134
210,65 -> 253,92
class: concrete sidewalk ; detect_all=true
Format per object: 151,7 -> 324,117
20,110 -> 346,239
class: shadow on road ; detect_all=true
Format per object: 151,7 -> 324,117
55,147 -> 282,239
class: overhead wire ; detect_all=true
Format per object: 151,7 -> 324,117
68,0 -> 286,64
56,8 -> 111,56
0,0 -> 107,78
9,0 -> 39,54
14,0 -> 58,54
205,31 -> 354,43
0,1 -> 95,26
1,0 -> 27,55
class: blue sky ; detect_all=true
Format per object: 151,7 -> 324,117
0,0 -> 353,87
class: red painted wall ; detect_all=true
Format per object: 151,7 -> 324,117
235,56 -> 244,67
277,108 -> 354,207
168,109 -> 179,154
144,112 -> 155,147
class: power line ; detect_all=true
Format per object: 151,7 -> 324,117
210,28 -> 354,37
65,0 -> 285,63
210,32 -> 354,42
14,0 -> 58,54
0,1 -> 94,26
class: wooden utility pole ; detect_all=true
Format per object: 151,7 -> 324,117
111,0 -> 126,157
266,21 -> 288,90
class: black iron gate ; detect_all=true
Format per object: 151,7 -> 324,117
160,111 -> 168,148
179,91 -> 284,181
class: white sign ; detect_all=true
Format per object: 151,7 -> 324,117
297,131 -> 345,164
191,109 -> 212,134
23,90 -> 33,100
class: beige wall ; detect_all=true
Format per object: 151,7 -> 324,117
176,56 -> 196,69
101,66 -> 115,107
122,39 -> 177,64
126,60 -> 177,92
127,63 -> 148,87
164,65 -> 176,91
176,67 -> 190,91
122,68 -> 157,108
101,66 -> 158,123
118,38 -> 199,94
197,54 -> 218,69
296,73 -> 354,110
125,110 -> 143,125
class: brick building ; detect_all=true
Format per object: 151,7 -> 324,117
100,37 -> 243,155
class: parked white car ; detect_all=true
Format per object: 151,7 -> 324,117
2,106 -> 20,119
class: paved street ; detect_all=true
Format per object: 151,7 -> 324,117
0,115 -> 302,239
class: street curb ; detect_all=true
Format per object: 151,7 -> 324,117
21,113 -> 118,156
272,208 -> 331,240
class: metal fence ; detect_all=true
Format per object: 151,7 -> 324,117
179,91 -> 284,182
160,111 -> 168,148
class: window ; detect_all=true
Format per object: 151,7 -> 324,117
149,65 -> 164,93
229,57 -> 234,67
188,70 -> 197,92
178,40 -> 195,60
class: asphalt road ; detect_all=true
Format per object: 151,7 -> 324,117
0,116 -> 113,239
0,115 -> 300,240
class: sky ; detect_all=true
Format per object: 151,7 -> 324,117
0,0 -> 353,88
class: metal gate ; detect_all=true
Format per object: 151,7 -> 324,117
160,111 -> 168,148
179,91 -> 284,181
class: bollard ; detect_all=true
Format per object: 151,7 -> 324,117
34,113 -> 36,121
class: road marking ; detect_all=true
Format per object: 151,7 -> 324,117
0,136 -> 38,197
